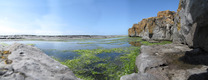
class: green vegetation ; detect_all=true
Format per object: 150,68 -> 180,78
141,41 -> 172,45
54,37 -> 172,80
57,46 -> 140,80
0,43 -> 9,46
26,44 -> 35,46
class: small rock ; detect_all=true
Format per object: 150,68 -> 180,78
5,59 -> 12,64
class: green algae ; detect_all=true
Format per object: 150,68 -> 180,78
54,37 -> 172,80
141,41 -> 172,45
26,44 -> 35,46
57,46 -> 139,80
0,43 -> 9,46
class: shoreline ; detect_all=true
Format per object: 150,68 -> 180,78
0,35 -> 126,41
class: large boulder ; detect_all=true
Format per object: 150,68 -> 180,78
173,0 -> 208,52
0,43 -> 79,80
121,44 -> 208,80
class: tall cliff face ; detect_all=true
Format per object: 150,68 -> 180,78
123,0 -> 208,80
152,10 -> 175,40
128,10 -> 175,41
173,0 -> 208,52
128,0 -> 208,51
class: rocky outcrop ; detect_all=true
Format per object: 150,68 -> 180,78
128,10 -> 175,41
129,0 -> 208,51
128,24 -> 139,37
173,0 -> 208,52
121,44 -> 208,80
0,43 -> 79,80
151,11 -> 175,40
125,0 -> 208,80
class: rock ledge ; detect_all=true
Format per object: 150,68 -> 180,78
0,43 -> 79,80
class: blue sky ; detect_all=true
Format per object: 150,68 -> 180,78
0,0 -> 179,35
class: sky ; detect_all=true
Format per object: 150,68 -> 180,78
0,0 -> 179,35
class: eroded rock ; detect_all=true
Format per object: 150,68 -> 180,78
173,0 -> 208,52
128,10 -> 175,41
151,10 -> 175,41
0,43 -> 79,80
121,44 -> 208,80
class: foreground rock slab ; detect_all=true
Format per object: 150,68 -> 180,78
0,43 -> 79,80
121,44 -> 208,80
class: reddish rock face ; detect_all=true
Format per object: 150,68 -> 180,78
146,17 -> 156,34
128,10 -> 175,40
156,10 -> 175,26
128,28 -> 135,37
128,17 -> 156,37
128,24 -> 139,37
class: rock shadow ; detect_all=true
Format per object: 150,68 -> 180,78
180,0 -> 208,79
188,69 -> 208,80
180,49 -> 208,65
180,49 -> 208,80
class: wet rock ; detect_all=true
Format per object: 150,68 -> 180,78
129,41 -> 141,47
0,43 -> 79,80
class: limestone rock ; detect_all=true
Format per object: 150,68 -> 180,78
0,43 -> 79,80
128,10 -> 175,41
128,24 -> 140,37
152,10 -> 175,41
128,17 -> 156,40
121,44 -> 208,80
173,0 -> 208,52
120,73 -> 159,80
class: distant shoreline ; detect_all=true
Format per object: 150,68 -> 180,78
0,35 -> 126,41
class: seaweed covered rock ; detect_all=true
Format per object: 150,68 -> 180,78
0,43 -> 79,80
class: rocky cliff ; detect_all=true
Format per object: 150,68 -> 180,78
173,0 -> 208,52
128,0 -> 208,52
128,10 -> 175,41
125,0 -> 208,80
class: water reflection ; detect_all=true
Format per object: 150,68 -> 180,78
129,41 -> 141,47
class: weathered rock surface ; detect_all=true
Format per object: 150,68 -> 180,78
125,0 -> 208,80
128,10 -> 175,41
151,10 -> 175,40
173,0 -> 208,52
129,0 -> 208,52
121,44 -> 208,80
0,43 -> 79,80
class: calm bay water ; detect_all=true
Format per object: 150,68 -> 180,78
1,37 -> 138,61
